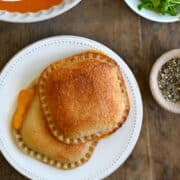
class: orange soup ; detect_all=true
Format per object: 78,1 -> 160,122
0,0 -> 63,13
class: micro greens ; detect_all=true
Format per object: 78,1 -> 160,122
138,0 -> 180,16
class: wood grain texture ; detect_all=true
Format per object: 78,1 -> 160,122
140,20 -> 180,180
0,0 -> 179,179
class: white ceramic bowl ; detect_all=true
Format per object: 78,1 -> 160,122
124,0 -> 180,23
150,49 -> 180,114
0,0 -> 81,23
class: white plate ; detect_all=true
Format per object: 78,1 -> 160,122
125,0 -> 179,23
0,35 -> 143,180
0,0 -> 81,23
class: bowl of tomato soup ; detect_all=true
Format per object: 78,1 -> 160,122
0,0 -> 81,22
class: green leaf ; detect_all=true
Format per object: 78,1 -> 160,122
138,0 -> 180,16
138,2 -> 153,10
151,0 -> 160,7
168,6 -> 177,16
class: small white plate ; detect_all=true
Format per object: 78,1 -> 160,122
0,0 -> 81,23
124,0 -> 180,23
0,35 -> 143,180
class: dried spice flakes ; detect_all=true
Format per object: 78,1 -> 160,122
158,58 -> 180,103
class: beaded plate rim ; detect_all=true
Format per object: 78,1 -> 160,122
0,36 -> 143,180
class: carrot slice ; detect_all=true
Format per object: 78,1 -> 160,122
13,88 -> 35,131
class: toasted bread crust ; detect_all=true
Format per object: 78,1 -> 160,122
13,94 -> 97,170
38,51 -> 130,144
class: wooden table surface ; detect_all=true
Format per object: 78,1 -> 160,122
0,1 -> 179,179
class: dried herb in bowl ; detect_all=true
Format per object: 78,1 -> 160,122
138,0 -> 180,16
158,58 -> 180,103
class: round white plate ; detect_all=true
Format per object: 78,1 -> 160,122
0,35 -> 143,180
125,0 -> 179,23
0,0 -> 81,23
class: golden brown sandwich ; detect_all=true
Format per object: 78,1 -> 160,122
12,50 -> 130,170
13,87 -> 97,170
38,51 -> 130,144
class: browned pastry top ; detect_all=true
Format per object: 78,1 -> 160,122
14,94 -> 96,170
38,51 -> 130,144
